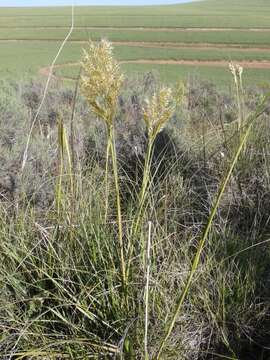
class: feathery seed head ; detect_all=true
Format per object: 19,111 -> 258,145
229,62 -> 244,85
143,86 -> 176,140
229,62 -> 236,77
80,39 -> 124,126
237,65 -> 243,78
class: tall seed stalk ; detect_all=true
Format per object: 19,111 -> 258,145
127,84 -> 184,278
229,63 -> 245,138
80,39 -> 127,290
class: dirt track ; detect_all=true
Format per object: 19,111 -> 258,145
1,39 -> 270,53
122,59 -> 270,68
39,59 -> 270,81
39,63 -> 78,80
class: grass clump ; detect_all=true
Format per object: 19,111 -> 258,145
1,42 -> 270,360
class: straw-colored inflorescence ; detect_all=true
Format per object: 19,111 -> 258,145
229,62 -> 245,136
229,62 -> 243,86
143,86 -> 176,142
80,39 -> 123,126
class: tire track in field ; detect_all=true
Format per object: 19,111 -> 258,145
122,59 -> 270,68
2,39 -> 270,53
39,59 -> 270,82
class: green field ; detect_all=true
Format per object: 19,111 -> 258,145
1,0 -> 270,87
2,28 -> 270,45
1,0 -> 270,28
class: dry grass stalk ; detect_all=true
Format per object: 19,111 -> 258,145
229,62 -> 245,136
80,39 -> 127,291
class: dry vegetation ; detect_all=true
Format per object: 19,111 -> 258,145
1,40 -> 270,360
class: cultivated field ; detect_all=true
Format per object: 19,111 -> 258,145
1,0 -> 270,87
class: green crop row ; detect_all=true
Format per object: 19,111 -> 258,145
1,28 -> 270,46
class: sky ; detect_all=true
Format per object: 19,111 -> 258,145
0,0 -> 193,6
